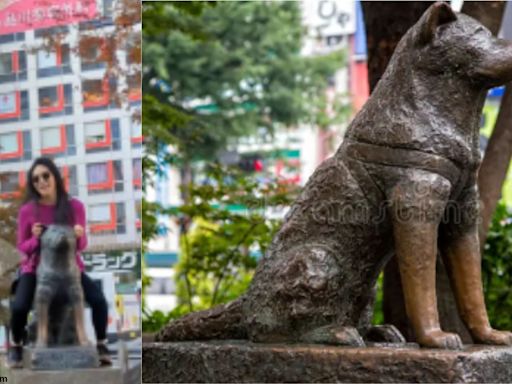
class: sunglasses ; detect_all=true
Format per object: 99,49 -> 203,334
32,171 -> 51,185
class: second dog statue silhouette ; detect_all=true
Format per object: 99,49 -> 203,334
34,224 -> 89,347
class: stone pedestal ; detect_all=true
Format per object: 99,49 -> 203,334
142,340 -> 512,383
26,346 -> 99,370
8,366 -> 123,384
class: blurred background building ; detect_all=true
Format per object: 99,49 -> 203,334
0,0 -> 141,344
144,0 -> 366,313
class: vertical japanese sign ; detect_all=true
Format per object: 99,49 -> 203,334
0,0 -> 97,34
303,0 -> 356,37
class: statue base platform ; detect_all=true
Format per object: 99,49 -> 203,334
142,340 -> 512,383
7,366 -> 123,384
25,346 -> 99,370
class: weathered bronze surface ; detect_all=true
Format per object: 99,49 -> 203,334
157,3 -> 512,350
143,341 -> 512,383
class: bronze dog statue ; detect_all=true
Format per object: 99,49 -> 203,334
157,3 -> 512,349
34,225 -> 88,347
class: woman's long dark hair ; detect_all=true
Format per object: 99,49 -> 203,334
24,157 -> 73,225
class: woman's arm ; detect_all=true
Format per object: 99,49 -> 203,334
16,205 -> 39,255
74,200 -> 88,252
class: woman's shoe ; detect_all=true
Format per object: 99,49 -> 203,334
7,345 -> 23,369
96,342 -> 112,366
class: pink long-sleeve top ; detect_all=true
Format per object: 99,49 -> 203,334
17,198 -> 87,274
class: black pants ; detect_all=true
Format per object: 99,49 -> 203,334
11,272 -> 108,344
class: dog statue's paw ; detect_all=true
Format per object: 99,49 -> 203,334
472,328 -> 512,346
300,325 -> 365,347
417,329 -> 463,350
79,340 -> 93,347
35,341 -> 47,349
365,324 -> 406,343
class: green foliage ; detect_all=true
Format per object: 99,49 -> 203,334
143,1 -> 345,161
372,273 -> 384,325
142,165 -> 298,330
482,201 -> 512,330
173,165 -> 298,312
142,2 -> 215,39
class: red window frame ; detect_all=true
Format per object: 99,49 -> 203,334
135,200 -> 141,229
41,125 -> 67,155
128,76 -> 141,102
0,131 -> 23,159
87,160 -> 115,191
39,85 -> 65,114
11,51 -> 19,73
128,89 -> 141,102
0,171 -> 25,199
85,120 -> 112,149
131,121 -> 142,144
83,78 -> 109,108
38,45 -> 63,69
133,159 -> 141,187
0,91 -> 21,119
90,203 -> 117,233
60,165 -> 70,192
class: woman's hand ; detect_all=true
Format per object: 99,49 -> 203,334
32,223 -> 44,238
74,224 -> 84,238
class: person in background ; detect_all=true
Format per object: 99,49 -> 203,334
7,157 -> 112,368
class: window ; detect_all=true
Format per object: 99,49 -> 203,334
87,160 -> 123,194
135,200 -> 141,232
0,132 -> 22,159
82,78 -> 116,111
125,32 -> 141,66
79,0 -> 114,29
60,165 -> 78,196
131,117 -> 142,146
80,36 -> 113,71
34,25 -> 69,39
0,32 -> 24,45
37,45 -> 71,77
40,125 -> 76,157
0,91 -> 18,116
0,171 -> 24,198
0,131 -> 31,164
84,119 -> 121,152
88,202 -> 125,234
0,51 -> 27,83
0,53 -> 12,75
38,84 -> 73,118
127,73 -> 141,103
133,158 -> 141,189
0,90 -> 29,123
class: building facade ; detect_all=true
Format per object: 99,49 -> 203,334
0,0 -> 142,340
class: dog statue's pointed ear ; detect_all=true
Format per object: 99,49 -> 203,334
418,2 -> 457,45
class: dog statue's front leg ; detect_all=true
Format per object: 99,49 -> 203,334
390,171 -> 462,349
69,282 -> 89,346
440,186 -> 512,345
35,301 -> 49,348
73,302 -> 89,346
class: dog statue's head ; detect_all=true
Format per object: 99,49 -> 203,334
394,2 -> 512,88
40,225 -> 76,259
